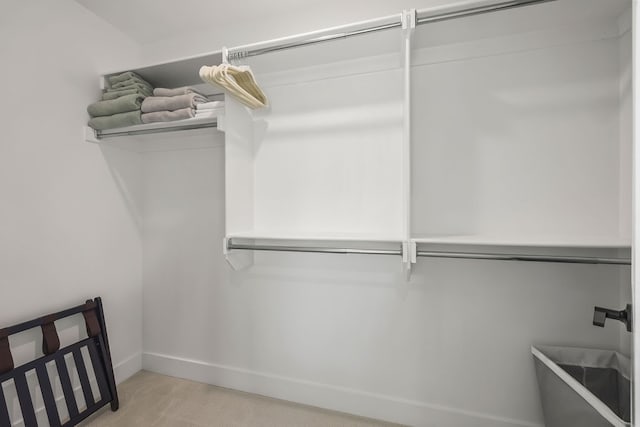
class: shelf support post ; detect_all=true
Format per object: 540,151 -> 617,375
401,9 -> 416,280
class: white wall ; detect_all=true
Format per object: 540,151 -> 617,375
411,31 -> 626,243
0,0 -> 143,395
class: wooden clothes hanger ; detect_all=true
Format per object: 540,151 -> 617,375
199,63 -> 268,109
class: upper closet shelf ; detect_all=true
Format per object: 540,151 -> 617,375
102,51 -> 223,91
86,50 -> 227,143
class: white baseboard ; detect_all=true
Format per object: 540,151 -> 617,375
142,352 -> 542,427
114,351 -> 142,384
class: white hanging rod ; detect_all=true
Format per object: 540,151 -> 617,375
416,0 -> 556,25
226,0 -> 555,61
226,14 -> 402,61
226,241 -> 403,256
95,120 -> 218,139
417,251 -> 631,265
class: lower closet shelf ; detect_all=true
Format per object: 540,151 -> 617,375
411,235 -> 631,249
86,116 -> 222,140
225,234 -> 405,257
226,231 -> 404,243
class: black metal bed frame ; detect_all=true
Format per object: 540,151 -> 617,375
0,297 -> 118,426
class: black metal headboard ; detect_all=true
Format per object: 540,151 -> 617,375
0,297 -> 118,426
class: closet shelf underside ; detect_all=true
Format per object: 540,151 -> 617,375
226,232 -> 630,250
226,231 -> 404,243
91,116 -> 221,139
225,236 -> 631,265
412,235 -> 631,249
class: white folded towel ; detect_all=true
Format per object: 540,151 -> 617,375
195,109 -> 223,118
196,101 -> 225,110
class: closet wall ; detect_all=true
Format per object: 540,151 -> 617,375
139,5 -> 632,427
0,0 -> 144,382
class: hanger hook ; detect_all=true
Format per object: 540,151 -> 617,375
222,46 -> 229,64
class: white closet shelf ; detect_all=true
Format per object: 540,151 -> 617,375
103,51 -> 223,90
86,116 -> 223,141
226,232 -> 631,248
411,234 -> 631,249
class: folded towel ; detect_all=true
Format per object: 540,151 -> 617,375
111,77 -> 153,91
141,93 -> 208,113
153,87 -> 207,97
106,84 -> 152,97
195,108 -> 223,117
88,111 -> 142,130
87,94 -> 144,117
141,108 -> 195,124
196,101 -> 225,110
195,108 -> 222,114
108,71 -> 144,85
194,113 -> 219,120
102,88 -> 149,100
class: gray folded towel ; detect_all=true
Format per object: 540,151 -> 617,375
88,111 -> 142,130
141,108 -> 194,124
106,83 -> 152,97
111,77 -> 153,91
87,94 -> 144,117
108,71 -> 144,85
153,87 -> 207,97
141,93 -> 208,113
102,88 -> 149,100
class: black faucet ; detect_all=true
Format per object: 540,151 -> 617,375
593,304 -> 632,332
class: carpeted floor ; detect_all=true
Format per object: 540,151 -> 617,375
83,371 -> 404,426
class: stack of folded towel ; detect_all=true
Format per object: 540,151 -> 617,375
87,71 -> 154,130
141,87 -> 209,124
195,101 -> 225,119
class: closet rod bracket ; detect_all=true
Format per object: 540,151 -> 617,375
401,9 -> 417,31
84,126 -> 99,144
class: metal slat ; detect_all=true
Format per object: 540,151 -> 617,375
96,334 -> 119,411
86,341 -> 111,403
14,372 -> 38,427
0,383 -> 12,427
72,348 -> 95,408
36,364 -> 61,427
54,354 -> 79,420
60,399 -> 109,427
0,339 -> 92,385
